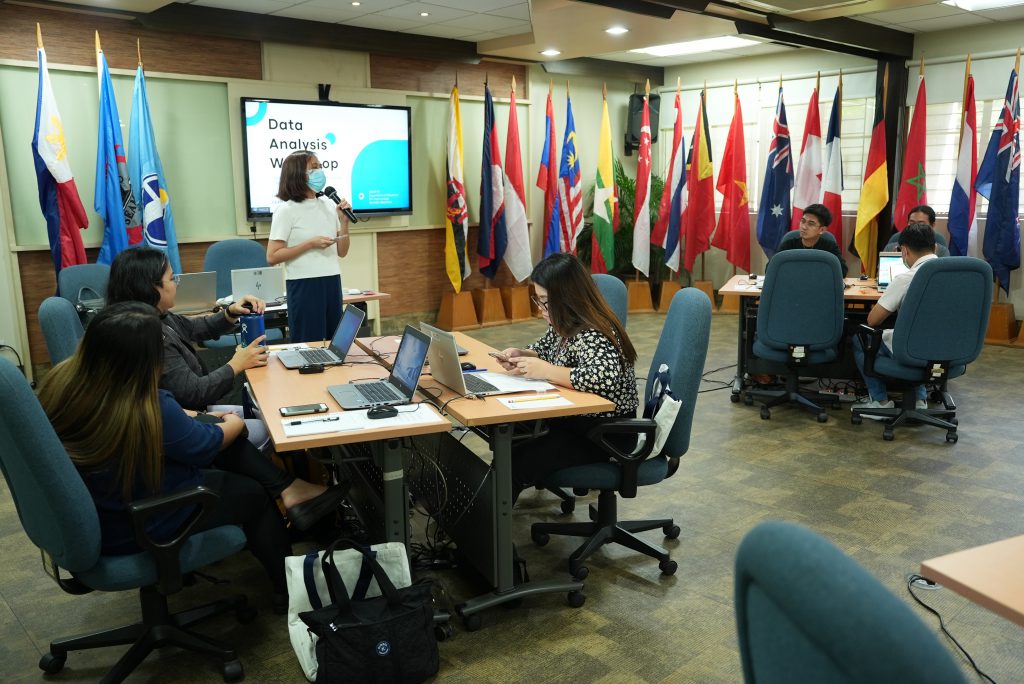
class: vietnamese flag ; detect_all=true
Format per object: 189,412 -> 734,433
713,91 -> 749,272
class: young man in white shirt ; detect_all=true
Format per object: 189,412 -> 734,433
852,223 -> 938,416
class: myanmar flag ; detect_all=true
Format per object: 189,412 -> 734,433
592,93 -> 618,273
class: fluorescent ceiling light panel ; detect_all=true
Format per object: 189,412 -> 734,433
541,48 -> 561,56
631,36 -> 759,57
942,0 -> 1024,9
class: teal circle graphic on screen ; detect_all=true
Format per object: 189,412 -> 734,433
246,101 -> 268,126
325,132 -> 336,145
351,140 -> 409,211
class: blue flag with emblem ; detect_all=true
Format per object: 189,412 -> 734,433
756,87 -> 794,258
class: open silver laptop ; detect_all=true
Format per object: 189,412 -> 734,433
170,271 -> 217,314
231,266 -> 286,303
277,305 -> 365,369
423,326 -> 553,397
877,252 -> 909,292
328,326 -> 430,409
419,321 -> 468,355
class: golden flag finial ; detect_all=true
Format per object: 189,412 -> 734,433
816,71 -> 820,92
919,56 -> 925,77
548,79 -> 552,96
602,82 -> 607,100
676,76 -> 681,94
137,38 -> 143,68
511,74 -> 516,94
644,78 -> 650,96
95,30 -> 101,53
36,23 -> 43,50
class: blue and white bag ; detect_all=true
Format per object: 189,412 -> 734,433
641,363 -> 682,455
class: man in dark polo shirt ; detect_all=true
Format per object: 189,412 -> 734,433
775,203 -> 848,276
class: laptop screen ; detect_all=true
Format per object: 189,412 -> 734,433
389,326 -> 430,397
877,253 -> 909,288
328,305 -> 365,359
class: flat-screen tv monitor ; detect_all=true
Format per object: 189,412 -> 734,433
240,97 -> 412,220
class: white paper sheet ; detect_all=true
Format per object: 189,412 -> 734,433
282,407 -> 446,437
496,394 -> 573,410
473,371 -> 556,393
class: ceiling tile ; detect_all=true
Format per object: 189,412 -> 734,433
423,0 -> 526,12
441,13 -> 523,31
975,5 -> 1024,20
343,14 -> 422,30
193,0 -> 299,12
858,4 -> 963,23
374,1 -> 473,22
491,22 -> 533,36
400,22 -> 477,38
461,31 -> 504,42
486,3 -> 531,21
299,0 -> 410,9
271,4 -> 371,21
900,12 -> 992,31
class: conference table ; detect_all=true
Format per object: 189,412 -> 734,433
357,331 -> 614,630
718,274 -> 882,402
264,289 -> 391,335
920,535 -> 1024,628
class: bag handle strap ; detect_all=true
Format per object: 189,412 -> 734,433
302,549 -> 323,610
320,538 -> 401,611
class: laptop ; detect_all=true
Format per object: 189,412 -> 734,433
328,325 -> 430,409
419,321 -> 468,355
170,271 -> 217,313
277,305 -> 365,369
423,326 -> 555,397
231,266 -> 286,304
877,252 -> 909,292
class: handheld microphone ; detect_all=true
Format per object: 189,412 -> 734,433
321,186 -> 359,223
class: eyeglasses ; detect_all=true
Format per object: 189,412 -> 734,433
171,274 -> 181,285
530,295 -> 550,312
799,217 -> 821,228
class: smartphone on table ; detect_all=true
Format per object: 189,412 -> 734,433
488,351 -> 510,363
279,403 -> 329,417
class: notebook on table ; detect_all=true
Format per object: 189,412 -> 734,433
328,325 -> 430,409
231,266 -> 286,304
876,252 -> 909,292
170,271 -> 217,314
422,325 -> 555,397
277,305 -> 365,369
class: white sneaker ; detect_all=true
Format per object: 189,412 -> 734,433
916,400 -> 929,410
852,399 -> 895,421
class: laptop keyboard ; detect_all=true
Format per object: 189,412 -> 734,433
356,382 -> 401,403
300,348 -> 336,364
464,374 -> 499,394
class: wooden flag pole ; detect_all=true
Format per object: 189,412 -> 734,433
137,38 -> 143,68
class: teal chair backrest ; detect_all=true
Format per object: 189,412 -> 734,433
204,239 -> 268,298
39,297 -> 84,365
591,273 -> 627,326
757,250 -> 844,352
57,263 -> 110,304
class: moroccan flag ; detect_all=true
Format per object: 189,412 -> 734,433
821,82 -> 844,251
502,83 -> 532,282
128,63 -> 181,275
558,94 -> 583,252
894,75 -> 928,230
683,89 -> 715,272
631,87 -> 652,277
477,85 -> 507,280
592,91 -> 618,274
791,84 -> 822,230
855,69 -> 889,277
535,87 -> 561,259
713,91 -> 749,272
32,34 -> 88,280
756,86 -> 793,258
975,68 -> 1022,293
95,36 -> 142,265
444,84 -> 470,292
652,85 -> 686,273
948,67 -> 977,257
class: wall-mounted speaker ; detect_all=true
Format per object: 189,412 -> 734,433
624,92 -> 660,156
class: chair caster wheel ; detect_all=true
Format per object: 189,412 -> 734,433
663,524 -> 681,539
743,394 -> 754,406
816,412 -> 828,423
462,613 -> 482,632
531,530 -> 550,546
569,562 -> 589,581
730,393 -> 741,403
222,659 -> 244,682
567,590 -> 586,608
946,431 -> 958,444
760,407 -> 771,420
851,414 -> 862,425
236,604 -> 258,623
659,559 -> 678,575
883,428 -> 895,441
560,498 -> 575,515
572,487 -> 589,496
39,653 -> 66,674
435,624 -> 455,642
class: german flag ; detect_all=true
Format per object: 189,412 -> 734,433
854,65 -> 889,277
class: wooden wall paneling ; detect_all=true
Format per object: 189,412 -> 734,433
369,55 -> 527,98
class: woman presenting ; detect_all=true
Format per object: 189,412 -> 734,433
267,150 -> 351,343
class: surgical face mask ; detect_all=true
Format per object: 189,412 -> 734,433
307,168 -> 326,193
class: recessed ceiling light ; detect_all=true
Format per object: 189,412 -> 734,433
540,49 -> 561,57
351,1 -> 360,5
420,11 -> 430,16
606,26 -> 629,35
630,36 -> 758,57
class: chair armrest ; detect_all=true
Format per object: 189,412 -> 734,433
856,324 -> 884,376
128,486 -> 220,595
587,418 -> 657,498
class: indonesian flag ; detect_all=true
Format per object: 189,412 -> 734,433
948,71 -> 977,257
502,83 -> 532,282
821,83 -> 844,251
651,86 -> 685,273
631,88 -> 652,277
791,85 -> 822,230
894,75 -> 928,230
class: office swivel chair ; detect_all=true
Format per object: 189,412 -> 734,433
531,288 -> 711,579
745,250 -> 845,422
884,230 -> 950,257
0,358 -> 253,682
39,296 -> 84,365
851,257 -> 992,442
735,521 -> 967,684
58,263 -> 110,319
203,238 -> 284,347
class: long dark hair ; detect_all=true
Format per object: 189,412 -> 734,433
38,302 -> 165,500
276,151 -> 316,202
531,253 -> 637,365
107,246 -> 169,308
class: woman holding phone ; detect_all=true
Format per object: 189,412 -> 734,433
494,253 -> 639,500
266,150 -> 352,343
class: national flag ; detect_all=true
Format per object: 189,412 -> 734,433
791,83 -> 822,230
444,83 -> 470,292
682,89 -> 715,272
477,84 -> 507,280
631,85 -> 652,277
535,86 -> 561,259
592,89 -> 618,274
651,84 -> 686,273
128,63 -> 181,274
32,30 -> 88,280
558,94 -> 583,252
713,90 -> 749,272
975,67 -> 1022,293
821,81 -> 845,251
894,74 -> 928,230
502,81 -> 532,282
95,36 -> 143,265
948,65 -> 977,257
756,86 -> 793,258
854,68 -> 889,277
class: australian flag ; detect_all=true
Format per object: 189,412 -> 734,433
756,87 -> 794,258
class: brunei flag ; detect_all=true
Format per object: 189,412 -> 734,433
854,68 -> 889,277
683,89 -> 715,272
444,84 -> 470,292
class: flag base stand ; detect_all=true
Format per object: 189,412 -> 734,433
627,281 -> 654,313
500,285 -> 532,322
437,291 -> 480,331
693,280 -> 718,312
656,281 -> 680,311
985,302 -> 1020,346
719,293 -> 740,314
472,287 -> 509,327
